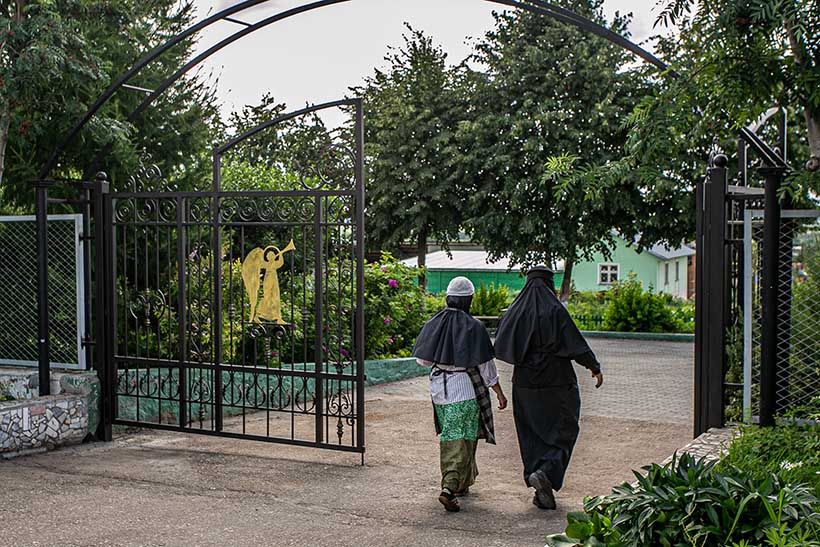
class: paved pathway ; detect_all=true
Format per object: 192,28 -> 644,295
0,339 -> 693,547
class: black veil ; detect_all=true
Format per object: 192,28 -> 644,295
494,268 -> 590,365
412,296 -> 494,368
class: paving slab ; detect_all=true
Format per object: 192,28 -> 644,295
0,340 -> 694,547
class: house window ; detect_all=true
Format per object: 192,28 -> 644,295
675,261 -> 680,282
598,264 -> 619,285
665,263 -> 670,285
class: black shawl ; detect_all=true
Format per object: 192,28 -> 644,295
494,275 -> 590,365
412,308 -> 494,368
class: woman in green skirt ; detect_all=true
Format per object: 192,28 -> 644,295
413,277 -> 507,512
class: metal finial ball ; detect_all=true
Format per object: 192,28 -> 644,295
95,171 -> 109,181
713,154 -> 729,168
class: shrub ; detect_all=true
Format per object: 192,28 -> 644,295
363,253 -> 433,359
547,453 -> 820,547
719,424 -> 820,498
471,282 -> 509,316
603,274 -> 683,333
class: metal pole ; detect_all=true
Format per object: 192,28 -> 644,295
35,181 -> 53,396
353,98 -> 366,454
742,209 -> 753,420
81,184 -> 94,370
694,156 -> 728,436
212,149 -> 223,432
92,172 -> 113,440
759,166 -> 786,426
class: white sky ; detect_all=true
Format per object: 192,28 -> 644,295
189,0 -> 666,122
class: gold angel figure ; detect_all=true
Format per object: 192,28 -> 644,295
242,240 -> 296,324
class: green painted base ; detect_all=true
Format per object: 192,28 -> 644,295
114,358 -> 424,425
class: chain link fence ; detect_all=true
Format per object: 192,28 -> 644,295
744,209 -> 820,421
0,215 -> 86,369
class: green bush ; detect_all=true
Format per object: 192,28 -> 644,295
547,453 -> 820,547
363,254 -> 435,359
603,274 -> 684,333
471,282 -> 509,316
719,424 -> 820,498
567,290 -> 610,330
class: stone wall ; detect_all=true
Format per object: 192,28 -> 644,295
0,394 -> 88,457
0,368 -> 100,435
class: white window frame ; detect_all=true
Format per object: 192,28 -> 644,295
664,263 -> 670,285
598,263 -> 620,285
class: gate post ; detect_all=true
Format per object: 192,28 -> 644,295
93,172 -> 113,441
759,166 -> 787,426
694,156 -> 728,436
35,181 -> 54,396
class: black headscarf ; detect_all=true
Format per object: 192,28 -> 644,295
412,296 -> 494,368
494,267 -> 590,365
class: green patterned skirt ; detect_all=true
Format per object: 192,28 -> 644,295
434,399 -> 480,492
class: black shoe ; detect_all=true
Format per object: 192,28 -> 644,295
528,471 -> 556,510
438,490 -> 460,512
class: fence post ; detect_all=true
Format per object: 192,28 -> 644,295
93,172 -> 113,441
694,155 -> 728,436
35,181 -> 54,396
759,166 -> 787,426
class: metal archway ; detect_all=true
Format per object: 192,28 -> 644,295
40,0 -> 674,179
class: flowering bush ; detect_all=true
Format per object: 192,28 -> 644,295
364,253 -> 435,359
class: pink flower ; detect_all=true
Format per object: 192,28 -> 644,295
383,316 -> 392,325
380,266 -> 388,273
387,337 -> 394,345
388,279 -> 398,289
340,348 -> 350,358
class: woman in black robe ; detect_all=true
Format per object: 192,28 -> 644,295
494,266 -> 603,510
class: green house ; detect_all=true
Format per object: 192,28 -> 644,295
402,235 -> 694,299
401,251 -> 563,294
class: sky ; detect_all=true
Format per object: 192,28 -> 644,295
189,0 -> 666,124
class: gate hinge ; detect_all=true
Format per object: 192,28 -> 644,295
81,336 -> 96,347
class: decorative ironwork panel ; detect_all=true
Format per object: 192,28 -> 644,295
104,100 -> 365,453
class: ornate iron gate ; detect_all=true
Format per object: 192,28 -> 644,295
101,100 -> 365,453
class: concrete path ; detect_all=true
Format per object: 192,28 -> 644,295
0,340 -> 693,547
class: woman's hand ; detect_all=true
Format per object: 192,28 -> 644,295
591,370 -> 604,389
492,384 -> 508,410
497,392 -> 508,410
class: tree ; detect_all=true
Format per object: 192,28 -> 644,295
633,0 -> 820,194
351,25 -> 464,289
222,93 -> 344,188
457,0 -> 654,299
0,0 -> 219,206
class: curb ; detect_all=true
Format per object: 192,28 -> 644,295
581,330 -> 694,342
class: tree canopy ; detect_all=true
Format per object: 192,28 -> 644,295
627,0 -> 820,199
456,0 -> 657,297
351,25 -> 464,287
0,0 -> 219,207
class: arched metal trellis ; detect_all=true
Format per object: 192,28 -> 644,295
32,0 -> 793,446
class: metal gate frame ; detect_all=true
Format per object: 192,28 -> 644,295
0,214 -> 86,369
98,100 -> 366,455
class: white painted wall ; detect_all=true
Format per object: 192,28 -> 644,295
656,257 -> 689,299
